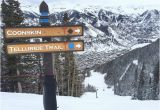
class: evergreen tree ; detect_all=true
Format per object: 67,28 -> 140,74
1,0 -> 24,92
1,0 -> 24,27
18,54 -> 44,94
55,52 -> 84,97
54,12 -> 84,97
152,62 -> 159,100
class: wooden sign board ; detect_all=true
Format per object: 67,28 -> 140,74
6,41 -> 84,55
4,25 -> 83,39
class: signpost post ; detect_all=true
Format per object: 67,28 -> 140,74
3,1 -> 84,110
39,1 -> 57,110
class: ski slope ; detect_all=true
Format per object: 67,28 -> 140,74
1,71 -> 160,110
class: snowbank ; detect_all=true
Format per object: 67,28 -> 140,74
1,71 -> 160,110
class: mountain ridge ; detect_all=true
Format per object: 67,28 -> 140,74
22,8 -> 159,72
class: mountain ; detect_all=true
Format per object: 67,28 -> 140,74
95,39 -> 159,100
1,3 -> 159,100
22,7 -> 159,72
22,7 -> 160,100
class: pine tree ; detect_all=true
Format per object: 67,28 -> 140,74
1,0 -> 24,27
1,0 -> 24,92
55,52 -> 84,97
19,54 -> 44,94
152,62 -> 159,100
54,12 -> 84,97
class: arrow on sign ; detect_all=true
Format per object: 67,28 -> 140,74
76,44 -> 82,49
75,28 -> 81,34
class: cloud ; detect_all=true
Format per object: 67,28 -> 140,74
20,0 -> 160,7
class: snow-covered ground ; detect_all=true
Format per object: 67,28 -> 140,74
1,71 -> 160,110
131,43 -> 151,50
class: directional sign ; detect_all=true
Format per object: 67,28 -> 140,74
6,41 -> 84,54
4,25 -> 83,39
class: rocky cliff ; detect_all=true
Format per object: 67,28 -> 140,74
95,39 -> 159,100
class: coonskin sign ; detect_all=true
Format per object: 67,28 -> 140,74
4,25 -> 83,39
6,41 -> 84,54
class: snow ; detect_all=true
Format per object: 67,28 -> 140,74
1,71 -> 160,110
131,43 -> 150,50
149,73 -> 154,78
83,70 -> 106,91
1,93 -> 43,110
119,63 -> 131,81
133,60 -> 138,65
108,27 -> 127,45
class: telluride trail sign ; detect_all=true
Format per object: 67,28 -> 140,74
4,25 -> 83,39
7,41 -> 84,54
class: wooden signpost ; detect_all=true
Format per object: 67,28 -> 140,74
6,41 -> 84,54
4,1 -> 84,110
4,13 -> 84,110
4,25 -> 84,54
4,25 -> 83,39
4,26 -> 84,110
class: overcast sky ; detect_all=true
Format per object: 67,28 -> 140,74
20,0 -> 160,7
17,0 -> 160,13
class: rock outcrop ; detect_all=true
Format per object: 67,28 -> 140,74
96,39 -> 159,100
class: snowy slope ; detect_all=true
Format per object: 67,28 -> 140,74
1,71 -> 160,110
83,70 -> 107,91
131,43 -> 150,50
